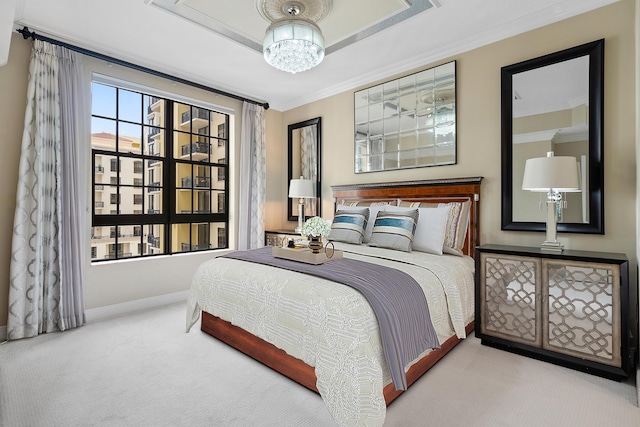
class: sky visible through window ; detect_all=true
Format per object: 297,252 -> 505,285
91,83 -> 150,140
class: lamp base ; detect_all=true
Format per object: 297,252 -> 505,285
541,199 -> 563,252
297,199 -> 305,235
540,241 -> 564,252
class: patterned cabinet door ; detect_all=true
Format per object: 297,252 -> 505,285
542,260 -> 621,367
265,233 -> 284,247
264,231 -> 300,247
480,253 -> 542,346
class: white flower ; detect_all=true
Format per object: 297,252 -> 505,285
301,216 -> 331,237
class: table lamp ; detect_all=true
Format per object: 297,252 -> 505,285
288,177 -> 314,233
522,151 -> 580,252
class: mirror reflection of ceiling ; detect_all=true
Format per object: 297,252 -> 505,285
512,56 -> 589,145
512,56 -> 589,118
150,0 -> 435,55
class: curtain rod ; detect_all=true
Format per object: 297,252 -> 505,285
16,26 -> 270,110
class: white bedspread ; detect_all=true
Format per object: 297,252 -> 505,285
186,243 -> 475,427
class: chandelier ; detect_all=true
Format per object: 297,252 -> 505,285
262,3 -> 326,74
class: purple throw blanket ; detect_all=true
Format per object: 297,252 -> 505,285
222,247 -> 440,390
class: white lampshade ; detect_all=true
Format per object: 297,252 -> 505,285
288,178 -> 314,198
522,152 -> 580,192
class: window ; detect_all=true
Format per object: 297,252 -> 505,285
217,193 -> 225,214
218,227 -> 226,248
217,158 -> 225,181
134,160 -> 143,174
91,80 -> 230,261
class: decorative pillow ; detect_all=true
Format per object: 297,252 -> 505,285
386,205 -> 449,255
336,202 -> 392,243
328,208 -> 369,244
401,200 -> 471,256
440,200 -> 470,256
368,209 -> 419,252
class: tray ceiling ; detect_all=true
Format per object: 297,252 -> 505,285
149,0 -> 435,55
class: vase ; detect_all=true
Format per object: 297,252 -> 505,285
308,235 -> 323,254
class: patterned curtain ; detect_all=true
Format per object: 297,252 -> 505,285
300,125 -> 317,216
8,40 -> 86,340
238,102 -> 266,250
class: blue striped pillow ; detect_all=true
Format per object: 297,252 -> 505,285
368,209 -> 419,252
328,208 -> 369,244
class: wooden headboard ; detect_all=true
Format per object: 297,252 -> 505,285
331,177 -> 483,257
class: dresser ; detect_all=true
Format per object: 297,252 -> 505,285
475,244 -> 631,379
264,230 -> 301,247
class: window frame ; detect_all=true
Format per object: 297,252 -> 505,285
90,76 -> 231,262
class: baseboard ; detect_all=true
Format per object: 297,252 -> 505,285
85,290 -> 190,323
0,325 -> 6,342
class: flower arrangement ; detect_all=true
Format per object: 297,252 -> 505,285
301,216 -> 331,238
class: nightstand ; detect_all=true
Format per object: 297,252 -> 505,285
475,244 -> 631,380
264,230 -> 301,247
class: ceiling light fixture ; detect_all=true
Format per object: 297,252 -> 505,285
263,3 -> 325,74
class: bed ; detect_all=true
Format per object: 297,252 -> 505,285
186,177 -> 482,426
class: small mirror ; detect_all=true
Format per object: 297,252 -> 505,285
501,40 -> 604,234
288,117 -> 321,222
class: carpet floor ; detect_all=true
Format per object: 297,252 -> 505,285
1,302 -> 638,426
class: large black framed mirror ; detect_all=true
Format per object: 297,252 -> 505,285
288,117 -> 321,222
501,39 -> 604,234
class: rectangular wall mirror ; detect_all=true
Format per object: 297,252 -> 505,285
354,61 -> 456,173
288,117 -> 321,223
501,40 -> 604,234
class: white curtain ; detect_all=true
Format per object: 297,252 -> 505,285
8,40 -> 86,340
300,125 -> 317,216
238,102 -> 266,250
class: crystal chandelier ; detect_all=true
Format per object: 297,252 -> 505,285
263,4 -> 325,74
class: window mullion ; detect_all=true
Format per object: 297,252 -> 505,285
166,100 -> 175,254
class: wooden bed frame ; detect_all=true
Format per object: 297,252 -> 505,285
201,177 -> 483,405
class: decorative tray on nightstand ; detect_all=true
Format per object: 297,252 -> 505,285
272,245 -> 343,265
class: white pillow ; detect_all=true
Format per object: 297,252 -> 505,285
337,203 -> 387,243
385,205 -> 449,255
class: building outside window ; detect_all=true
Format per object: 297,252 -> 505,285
90,79 -> 230,261
217,227 -> 226,248
133,160 -> 143,174
217,158 -> 225,181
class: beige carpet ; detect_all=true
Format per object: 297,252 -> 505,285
1,302 -> 638,426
